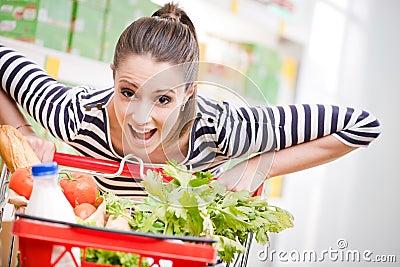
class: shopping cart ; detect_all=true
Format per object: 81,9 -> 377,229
1,152 -> 265,267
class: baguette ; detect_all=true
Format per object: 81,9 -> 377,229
0,125 -> 41,173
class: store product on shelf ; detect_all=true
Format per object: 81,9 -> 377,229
0,0 -> 72,51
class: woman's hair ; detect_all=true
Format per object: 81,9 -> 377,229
114,2 -> 199,68
114,2 -> 199,147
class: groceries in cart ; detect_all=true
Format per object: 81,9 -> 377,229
0,125 -> 294,266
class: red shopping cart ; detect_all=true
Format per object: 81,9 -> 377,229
4,152 -> 265,267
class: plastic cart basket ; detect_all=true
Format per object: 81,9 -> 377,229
13,213 -> 217,267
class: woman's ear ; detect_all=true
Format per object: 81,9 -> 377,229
185,82 -> 197,101
110,63 -> 115,78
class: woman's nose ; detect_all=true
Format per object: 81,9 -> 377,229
129,103 -> 153,125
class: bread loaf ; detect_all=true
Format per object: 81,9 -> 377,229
0,125 -> 41,173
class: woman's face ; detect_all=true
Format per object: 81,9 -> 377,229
112,54 -> 193,158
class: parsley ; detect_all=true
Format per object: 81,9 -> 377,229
101,162 -> 294,263
85,249 -> 148,267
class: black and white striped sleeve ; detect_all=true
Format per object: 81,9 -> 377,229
0,45 -> 83,142
215,102 -> 381,157
269,104 -> 381,149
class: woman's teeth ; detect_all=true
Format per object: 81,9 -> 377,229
130,126 -> 156,141
133,128 -> 151,134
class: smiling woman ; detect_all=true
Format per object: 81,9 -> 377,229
0,2 -> 381,196
109,54 -> 194,163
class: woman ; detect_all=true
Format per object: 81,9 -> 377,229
0,3 -> 381,196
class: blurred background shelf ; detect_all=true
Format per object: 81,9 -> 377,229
0,36 -> 112,88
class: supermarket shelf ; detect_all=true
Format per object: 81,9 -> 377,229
152,0 -> 311,47
0,37 -> 113,89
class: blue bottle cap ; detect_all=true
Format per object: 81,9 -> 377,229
31,162 -> 58,177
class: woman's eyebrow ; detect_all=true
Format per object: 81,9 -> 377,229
119,79 -> 140,89
154,88 -> 177,94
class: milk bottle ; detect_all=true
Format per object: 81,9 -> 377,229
25,162 -> 81,266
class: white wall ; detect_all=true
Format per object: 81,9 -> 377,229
248,0 -> 399,266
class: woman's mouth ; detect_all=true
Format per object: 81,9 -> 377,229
129,124 -> 157,144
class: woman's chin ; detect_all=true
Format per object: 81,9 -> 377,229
122,135 -> 158,157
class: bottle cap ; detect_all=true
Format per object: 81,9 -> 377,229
31,162 -> 58,177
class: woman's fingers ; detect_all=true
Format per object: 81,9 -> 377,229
24,135 -> 56,162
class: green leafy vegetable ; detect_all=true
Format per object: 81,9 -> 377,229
85,248 -> 149,267
102,161 -> 294,263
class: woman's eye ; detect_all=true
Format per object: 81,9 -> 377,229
157,95 -> 171,105
121,88 -> 135,99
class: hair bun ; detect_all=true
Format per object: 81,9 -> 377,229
152,2 -> 197,40
153,2 -> 181,21
159,12 -> 180,22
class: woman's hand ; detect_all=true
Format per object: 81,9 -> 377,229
217,152 -> 274,192
0,90 -> 56,162
24,135 -> 56,163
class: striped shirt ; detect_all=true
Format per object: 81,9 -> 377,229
0,45 -> 381,196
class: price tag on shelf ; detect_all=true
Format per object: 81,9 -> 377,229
44,55 -> 60,79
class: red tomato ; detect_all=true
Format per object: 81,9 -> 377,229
74,203 -> 97,220
9,168 -> 33,199
59,172 -> 98,207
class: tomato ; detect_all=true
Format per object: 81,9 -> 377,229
59,172 -> 98,207
74,203 -> 97,220
9,168 -> 33,199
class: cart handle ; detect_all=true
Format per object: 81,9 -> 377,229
53,152 -> 170,181
53,152 -> 264,197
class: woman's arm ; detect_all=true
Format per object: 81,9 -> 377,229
215,103 -> 381,192
268,135 -> 356,178
0,82 -> 55,162
0,45 -> 88,161
218,135 -> 356,192
0,89 -> 34,135
0,45 -> 83,142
